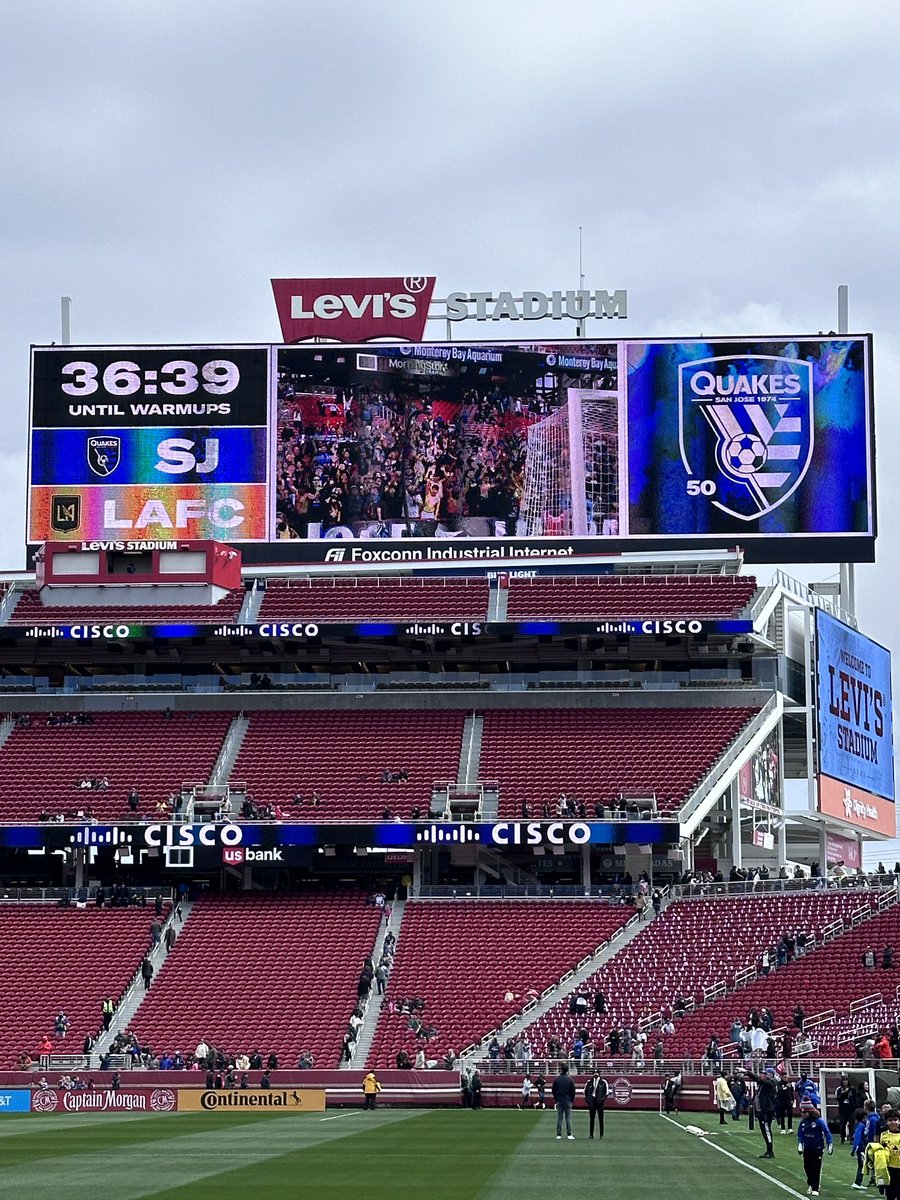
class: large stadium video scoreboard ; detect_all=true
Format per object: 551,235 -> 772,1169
28,336 -> 876,564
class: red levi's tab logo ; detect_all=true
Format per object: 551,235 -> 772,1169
272,276 -> 436,342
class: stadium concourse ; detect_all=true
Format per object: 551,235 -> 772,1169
0,547 -> 896,1116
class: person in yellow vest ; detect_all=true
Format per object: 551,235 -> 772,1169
879,1109 -> 900,1199
715,1073 -> 735,1125
362,1071 -> 382,1110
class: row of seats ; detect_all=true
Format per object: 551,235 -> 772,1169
480,708 -> 758,816
367,901 -> 632,1068
0,705 -> 760,823
0,712 -> 233,823
133,892 -> 381,1066
8,589 -> 245,625
665,904 -> 900,1057
258,578 -> 489,621
506,575 -> 758,619
0,905 -> 163,1067
5,574 -> 758,626
527,892 -> 880,1057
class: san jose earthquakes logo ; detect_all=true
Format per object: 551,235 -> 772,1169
678,355 -> 814,521
87,436 -> 121,478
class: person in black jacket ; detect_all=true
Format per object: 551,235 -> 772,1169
746,1067 -> 778,1158
584,1071 -> 609,1139
552,1064 -> 576,1140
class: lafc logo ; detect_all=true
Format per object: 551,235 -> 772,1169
51,494 -> 81,532
679,354 -> 814,521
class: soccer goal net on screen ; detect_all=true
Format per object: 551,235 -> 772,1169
518,389 -> 619,537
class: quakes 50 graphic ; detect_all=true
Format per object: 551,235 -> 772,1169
626,338 -> 873,538
678,354 -> 813,521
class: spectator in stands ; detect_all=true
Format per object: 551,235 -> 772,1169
141,956 -> 153,990
593,990 -> 607,1015
863,947 -> 877,970
396,1050 -> 412,1070
260,1070 -> 272,1089
54,1011 -> 69,1036
883,946 -> 894,969
793,1004 -> 805,1032
128,788 -> 140,813
266,1052 -> 279,1071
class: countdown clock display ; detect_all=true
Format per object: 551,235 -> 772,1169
30,346 -> 269,428
28,345 -> 272,544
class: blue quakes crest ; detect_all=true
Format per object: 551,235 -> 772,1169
87,435 -> 121,478
678,355 -> 814,521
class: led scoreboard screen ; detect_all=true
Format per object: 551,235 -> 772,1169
28,337 -> 875,562
28,346 -> 270,544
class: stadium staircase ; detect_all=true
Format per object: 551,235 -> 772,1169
342,899 -> 406,1069
457,714 -> 484,788
207,715 -> 250,789
92,898 -> 194,1057
0,581 -> 21,625
238,580 -> 264,623
487,584 -> 508,621
461,901 -> 658,1068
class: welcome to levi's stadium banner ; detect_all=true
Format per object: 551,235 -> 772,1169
28,338 -> 874,562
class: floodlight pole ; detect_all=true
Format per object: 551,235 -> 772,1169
836,285 -> 856,618
61,296 -> 72,346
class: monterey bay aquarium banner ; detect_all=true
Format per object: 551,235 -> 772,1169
27,337 -> 875,563
815,610 -> 895,835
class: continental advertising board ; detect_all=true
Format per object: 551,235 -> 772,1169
815,610 -> 895,835
28,337 -> 875,564
179,1088 -> 325,1112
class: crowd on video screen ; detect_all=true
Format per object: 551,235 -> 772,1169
275,355 -> 618,540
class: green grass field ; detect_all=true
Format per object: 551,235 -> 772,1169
0,1107 -> 863,1199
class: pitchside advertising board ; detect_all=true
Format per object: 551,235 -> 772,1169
815,611 -> 895,836
28,337 -> 875,564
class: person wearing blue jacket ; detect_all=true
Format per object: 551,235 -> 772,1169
797,1107 -> 833,1196
851,1107 -> 869,1190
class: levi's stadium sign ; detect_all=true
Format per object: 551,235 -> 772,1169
270,276 -> 627,342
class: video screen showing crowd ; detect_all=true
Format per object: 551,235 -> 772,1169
274,347 -> 619,541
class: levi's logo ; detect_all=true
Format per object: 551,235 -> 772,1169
272,276 -> 436,343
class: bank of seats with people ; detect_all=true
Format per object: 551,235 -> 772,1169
0,903 -> 166,1069
131,891 -> 381,1068
480,707 -> 759,819
367,899 -> 632,1069
530,890 -> 882,1061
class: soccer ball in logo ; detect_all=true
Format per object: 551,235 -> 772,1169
723,434 -> 767,477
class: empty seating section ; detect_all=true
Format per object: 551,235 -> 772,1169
665,903 -> 900,1057
0,712 -> 234,822
231,710 -> 465,820
530,892 -> 878,1060
367,900 -> 631,1068
8,588 -> 245,625
0,904 -> 160,1068
258,578 -> 489,621
506,575 -> 757,619
480,708 -> 758,818
133,892 -> 380,1067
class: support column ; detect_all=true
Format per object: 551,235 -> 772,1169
73,847 -> 84,890
731,780 -> 743,869
412,850 -> 422,898
582,844 -> 591,895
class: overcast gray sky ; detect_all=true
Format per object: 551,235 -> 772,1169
1,1 -> 897,852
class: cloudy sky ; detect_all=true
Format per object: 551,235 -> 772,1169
1,1 -> 897,849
